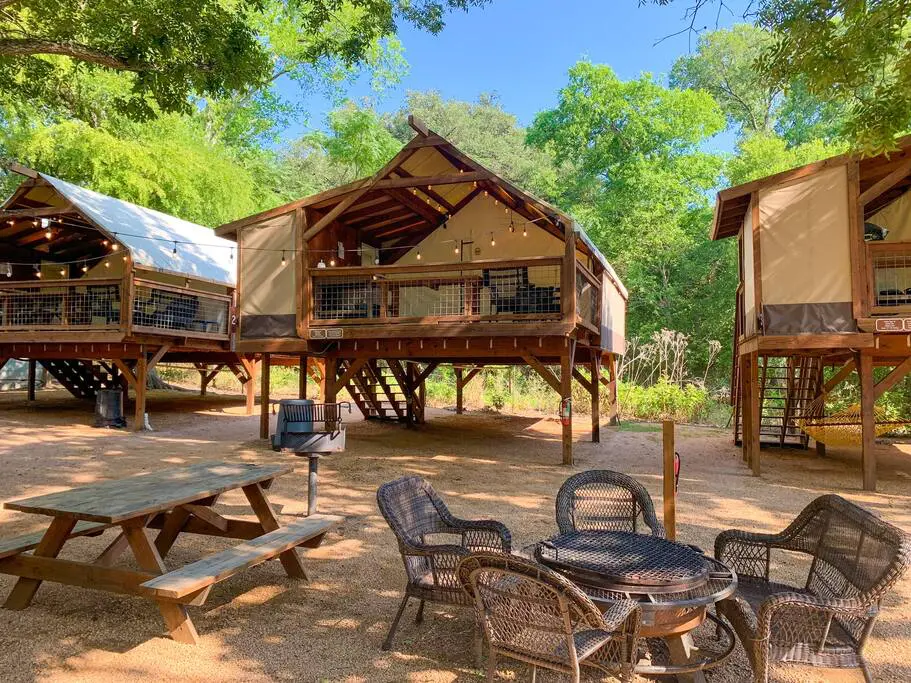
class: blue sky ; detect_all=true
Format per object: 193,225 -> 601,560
277,1 -> 738,144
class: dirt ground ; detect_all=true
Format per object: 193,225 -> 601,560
0,389 -> 909,683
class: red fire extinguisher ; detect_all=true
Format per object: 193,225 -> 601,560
560,397 -> 572,426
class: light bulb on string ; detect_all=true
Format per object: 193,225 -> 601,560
172,241 -> 178,255
59,267 -> 66,277
374,256 -> 380,265
416,249 -> 422,260
280,251 -> 287,267
81,262 -> 89,273
490,233 -> 496,247
111,242 -> 119,251
229,248 -> 234,261
454,244 -> 460,255
104,260 -> 110,269
34,265 -> 41,279
329,258 -> 336,267
45,228 -> 52,240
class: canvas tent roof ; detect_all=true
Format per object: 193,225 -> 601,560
216,119 -> 626,298
38,174 -> 236,285
711,135 -> 911,241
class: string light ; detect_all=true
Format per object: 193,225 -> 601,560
59,267 -> 66,277
81,262 -> 89,273
416,249 -> 422,260
34,264 -> 41,279
490,233 -> 496,247
280,251 -> 287,267
329,258 -> 336,267
45,227 -> 52,240
374,256 -> 380,265
172,241 -> 178,255
111,243 -> 119,251
523,224 -> 528,237
454,244 -> 460,255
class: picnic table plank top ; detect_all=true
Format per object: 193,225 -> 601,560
3,461 -> 292,524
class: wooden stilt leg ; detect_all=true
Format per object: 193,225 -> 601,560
3,517 -> 76,609
857,351 -> 876,491
27,359 -> 36,401
746,352 -> 761,475
133,351 -> 147,432
299,354 -> 308,399
606,354 -> 619,426
590,351 -> 601,443
455,368 -> 464,414
561,347 -> 574,466
260,353 -> 271,440
243,358 -> 257,416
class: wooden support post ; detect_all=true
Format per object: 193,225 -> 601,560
814,364 -> 826,457
26,359 -> 36,401
560,343 -> 575,466
455,368 -> 464,414
857,351 -> 877,491
299,355 -> 308,399
663,420 -> 676,541
740,353 -> 759,472
600,355 -> 619,426
324,357 -> 337,403
590,352 -> 601,443
197,364 -> 208,396
243,358 -> 257,416
260,353 -> 271,440
133,351 -> 147,432
317,358 -> 328,402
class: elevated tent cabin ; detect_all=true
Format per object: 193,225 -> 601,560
712,136 -> 911,490
216,117 -> 628,464
0,166 -> 260,428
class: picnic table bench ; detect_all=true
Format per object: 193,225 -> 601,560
0,461 -> 342,645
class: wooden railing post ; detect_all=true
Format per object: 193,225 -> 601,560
563,225 -> 577,324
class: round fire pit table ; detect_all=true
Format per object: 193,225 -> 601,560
534,530 -> 737,682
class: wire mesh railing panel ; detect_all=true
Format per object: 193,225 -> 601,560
311,263 -> 563,323
872,248 -> 911,308
576,268 -> 599,329
0,281 -> 121,330
132,283 -> 230,337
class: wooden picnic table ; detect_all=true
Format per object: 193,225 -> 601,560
0,461 -> 342,645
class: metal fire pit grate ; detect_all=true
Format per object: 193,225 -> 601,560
534,530 -> 710,594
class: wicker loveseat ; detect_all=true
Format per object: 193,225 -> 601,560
376,476 -> 512,656
715,494 -> 911,683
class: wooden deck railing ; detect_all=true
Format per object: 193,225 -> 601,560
131,279 -> 232,340
0,278 -> 122,332
308,257 -> 569,327
868,241 -> 911,314
575,262 -> 601,333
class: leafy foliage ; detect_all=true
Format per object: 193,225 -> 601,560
652,1 -> 911,151
528,63 -> 733,378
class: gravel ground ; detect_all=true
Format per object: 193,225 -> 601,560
0,390 -> 909,683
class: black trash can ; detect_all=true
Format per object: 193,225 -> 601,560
95,389 -> 126,428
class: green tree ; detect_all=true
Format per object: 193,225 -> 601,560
652,1 -> 911,151
1,0 -> 491,121
724,133 -> 845,187
278,103 -> 402,199
386,91 -> 561,201
528,62 -> 733,378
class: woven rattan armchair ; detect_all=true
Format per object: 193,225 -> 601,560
458,551 -> 640,682
377,476 -> 512,654
555,470 -> 665,537
715,494 -> 911,683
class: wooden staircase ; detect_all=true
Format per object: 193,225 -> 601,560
340,360 -> 407,421
40,360 -> 120,400
734,355 -> 822,448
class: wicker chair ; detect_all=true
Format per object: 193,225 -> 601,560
458,552 -> 640,682
555,470 -> 665,537
376,476 -> 512,654
715,494 -> 911,683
